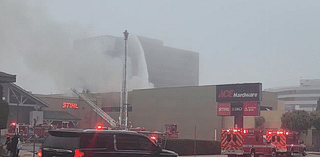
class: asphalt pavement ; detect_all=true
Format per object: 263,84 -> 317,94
18,142 -> 320,157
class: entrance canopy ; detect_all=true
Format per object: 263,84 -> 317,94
0,83 -> 49,108
43,111 -> 81,127
0,71 -> 16,83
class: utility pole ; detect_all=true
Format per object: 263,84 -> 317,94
120,30 -> 129,130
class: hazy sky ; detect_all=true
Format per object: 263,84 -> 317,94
1,0 -> 320,94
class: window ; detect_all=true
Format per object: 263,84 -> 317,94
277,136 -> 280,142
272,136 -> 275,142
172,125 -> 177,132
227,134 -> 231,142
43,132 -> 80,149
116,134 -> 157,151
80,133 -> 114,149
233,135 -> 237,142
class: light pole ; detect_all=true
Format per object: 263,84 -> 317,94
120,30 -> 129,130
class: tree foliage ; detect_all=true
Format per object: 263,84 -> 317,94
255,116 -> 265,129
316,98 -> 320,111
310,111 -> 320,130
281,110 -> 311,131
281,112 -> 293,130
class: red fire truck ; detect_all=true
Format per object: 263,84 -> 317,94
7,123 -> 31,140
266,130 -> 307,156
7,122 -> 54,141
165,124 -> 178,139
129,124 -> 179,145
221,128 -> 276,157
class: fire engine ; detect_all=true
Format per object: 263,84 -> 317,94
129,124 -> 178,145
266,130 -> 307,156
7,123 -> 31,140
165,124 -> 178,139
7,122 -> 54,141
221,128 -> 276,157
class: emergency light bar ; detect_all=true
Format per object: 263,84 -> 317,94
243,129 -> 248,134
222,128 -> 248,134
150,136 -> 157,142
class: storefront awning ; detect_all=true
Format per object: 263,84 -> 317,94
44,111 -> 81,121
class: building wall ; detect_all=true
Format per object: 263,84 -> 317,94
261,91 -> 278,110
265,79 -> 320,111
37,95 -> 113,129
73,35 -> 199,89
128,85 -> 220,140
138,36 -> 199,88
34,85 -> 279,141
222,92 -> 280,129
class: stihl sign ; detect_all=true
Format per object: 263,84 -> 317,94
216,83 -> 262,102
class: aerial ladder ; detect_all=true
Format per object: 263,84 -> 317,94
71,88 -> 117,128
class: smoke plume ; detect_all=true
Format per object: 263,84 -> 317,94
0,1 -> 153,94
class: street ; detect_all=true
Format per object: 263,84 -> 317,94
19,142 -> 320,157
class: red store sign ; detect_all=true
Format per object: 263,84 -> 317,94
243,102 -> 258,116
62,102 -> 79,109
217,102 -> 231,116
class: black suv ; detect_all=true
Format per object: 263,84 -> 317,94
38,129 -> 178,157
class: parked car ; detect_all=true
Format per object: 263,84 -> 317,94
38,129 -> 179,157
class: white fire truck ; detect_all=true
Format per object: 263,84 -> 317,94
266,130 -> 307,156
221,128 -> 276,157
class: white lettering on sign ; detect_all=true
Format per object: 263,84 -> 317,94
219,108 -> 230,111
233,93 -> 258,98
232,107 -> 242,111
244,107 -> 256,111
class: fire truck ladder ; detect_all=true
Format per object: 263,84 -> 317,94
71,88 -> 117,127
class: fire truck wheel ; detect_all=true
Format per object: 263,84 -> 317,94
270,150 -> 276,157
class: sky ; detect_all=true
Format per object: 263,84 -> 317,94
1,0 -> 320,94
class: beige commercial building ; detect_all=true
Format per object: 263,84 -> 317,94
34,85 -> 278,141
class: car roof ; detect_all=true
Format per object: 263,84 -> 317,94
49,129 -> 148,136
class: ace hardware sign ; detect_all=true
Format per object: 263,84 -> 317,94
216,83 -> 261,116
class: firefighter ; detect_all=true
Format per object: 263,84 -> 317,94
5,136 -> 11,157
11,135 -> 18,157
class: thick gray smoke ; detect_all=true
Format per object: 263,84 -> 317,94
0,0 -> 153,94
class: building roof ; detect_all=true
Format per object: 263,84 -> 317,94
1,83 -> 50,107
44,111 -> 81,121
0,71 -> 16,83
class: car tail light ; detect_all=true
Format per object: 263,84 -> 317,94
285,131 -> 289,135
267,131 -> 273,135
38,148 -> 42,157
74,149 -> 84,157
